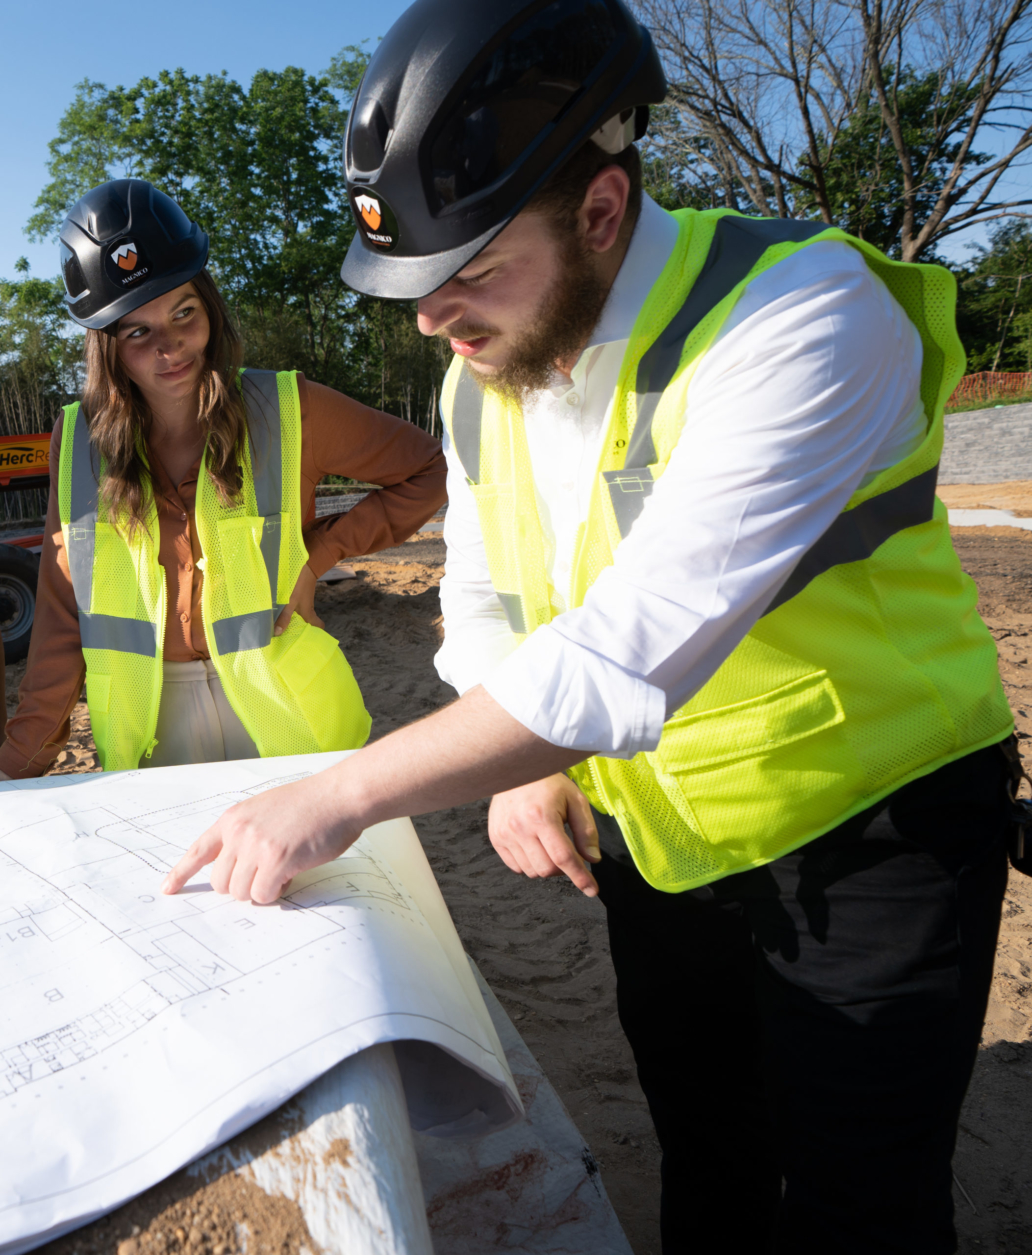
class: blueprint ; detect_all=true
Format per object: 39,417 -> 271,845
0,753 -> 520,1255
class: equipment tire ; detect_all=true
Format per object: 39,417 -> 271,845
0,544 -> 38,664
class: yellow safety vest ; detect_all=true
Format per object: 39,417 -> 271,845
441,209 -> 1013,892
58,369 -> 371,771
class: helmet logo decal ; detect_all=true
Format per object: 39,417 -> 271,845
105,238 -> 151,287
351,190 -> 399,253
111,242 -> 139,271
355,195 -> 382,232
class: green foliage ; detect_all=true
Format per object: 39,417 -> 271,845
26,79 -> 137,242
638,106 -> 728,213
20,46 -> 442,433
0,267 -> 82,437
9,38 -> 1029,451
956,221 -> 1032,372
796,70 -> 989,258
324,42 -> 373,99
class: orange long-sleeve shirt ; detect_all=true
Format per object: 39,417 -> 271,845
0,374 -> 446,779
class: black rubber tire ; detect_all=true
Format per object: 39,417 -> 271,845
0,543 -> 39,665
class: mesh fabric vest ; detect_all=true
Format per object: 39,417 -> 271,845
59,370 -> 371,772
440,209 -> 1013,893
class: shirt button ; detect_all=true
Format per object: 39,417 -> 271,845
565,393 -> 580,407
180,613 -> 190,623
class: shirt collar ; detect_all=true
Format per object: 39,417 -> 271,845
148,443 -> 202,505
585,194 -> 681,350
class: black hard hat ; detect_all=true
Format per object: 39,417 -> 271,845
59,179 -> 209,330
340,0 -> 667,300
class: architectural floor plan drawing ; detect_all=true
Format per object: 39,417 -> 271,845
0,754 -> 520,1255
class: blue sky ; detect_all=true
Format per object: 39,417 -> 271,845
0,0 -> 412,280
2,0 -> 1023,278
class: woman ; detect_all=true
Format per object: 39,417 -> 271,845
0,179 -> 445,779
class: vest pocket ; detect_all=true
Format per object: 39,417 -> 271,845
92,522 -> 142,617
649,671 -> 865,852
272,620 -> 371,751
217,516 -> 271,616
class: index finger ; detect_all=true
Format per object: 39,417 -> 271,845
538,825 -> 599,897
162,828 -> 224,894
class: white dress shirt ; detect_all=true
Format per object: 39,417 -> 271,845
435,195 -> 926,758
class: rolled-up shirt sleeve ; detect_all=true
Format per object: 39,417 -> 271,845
300,376 -> 447,575
479,244 -> 926,757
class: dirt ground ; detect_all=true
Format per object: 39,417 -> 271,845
8,522 -> 1032,1254
940,483 -> 1032,516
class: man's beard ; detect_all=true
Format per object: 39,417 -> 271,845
444,234 -> 609,407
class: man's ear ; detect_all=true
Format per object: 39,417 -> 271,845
579,165 -> 631,255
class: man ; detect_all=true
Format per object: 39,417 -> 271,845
165,1 -> 1016,1250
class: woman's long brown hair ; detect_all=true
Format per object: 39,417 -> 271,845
81,270 -> 247,533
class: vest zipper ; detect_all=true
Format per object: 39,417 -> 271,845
143,738 -> 159,759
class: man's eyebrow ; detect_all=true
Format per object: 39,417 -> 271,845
119,293 -> 196,330
457,259 -> 498,281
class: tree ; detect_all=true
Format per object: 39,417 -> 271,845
0,263 -> 83,438
23,47 -> 445,434
637,0 -> 1032,260
956,219 -> 1032,369
638,103 -> 736,210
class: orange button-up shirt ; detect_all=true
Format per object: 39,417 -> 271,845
0,375 -> 446,779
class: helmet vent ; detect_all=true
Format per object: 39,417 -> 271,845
59,242 -> 89,301
352,99 -> 392,172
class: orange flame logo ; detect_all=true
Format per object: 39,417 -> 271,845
111,242 -> 139,271
355,194 -> 382,232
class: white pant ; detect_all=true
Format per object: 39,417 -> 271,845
141,659 -> 259,769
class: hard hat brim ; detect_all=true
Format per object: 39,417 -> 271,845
67,249 -> 209,331
340,220 -> 507,301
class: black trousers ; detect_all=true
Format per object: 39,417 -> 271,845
592,743 -> 1012,1254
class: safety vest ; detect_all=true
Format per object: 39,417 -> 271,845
441,209 -> 1013,893
58,369 -> 371,771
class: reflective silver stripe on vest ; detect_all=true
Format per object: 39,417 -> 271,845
450,370 -> 529,628
67,408 -> 160,657
601,467 -> 656,539
452,367 -> 484,484
612,215 -> 828,538
68,404 -> 101,616
79,612 -> 157,656
496,592 -> 527,636
764,465 -> 940,616
212,608 -> 275,655
240,370 -> 285,631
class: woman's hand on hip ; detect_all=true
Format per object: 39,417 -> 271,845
488,773 -> 601,897
161,772 -> 357,903
274,563 -> 325,636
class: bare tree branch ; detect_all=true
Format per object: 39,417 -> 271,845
638,0 -> 1032,258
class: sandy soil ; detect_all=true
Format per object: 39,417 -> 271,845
940,482 -> 1032,516
9,524 -> 1032,1254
